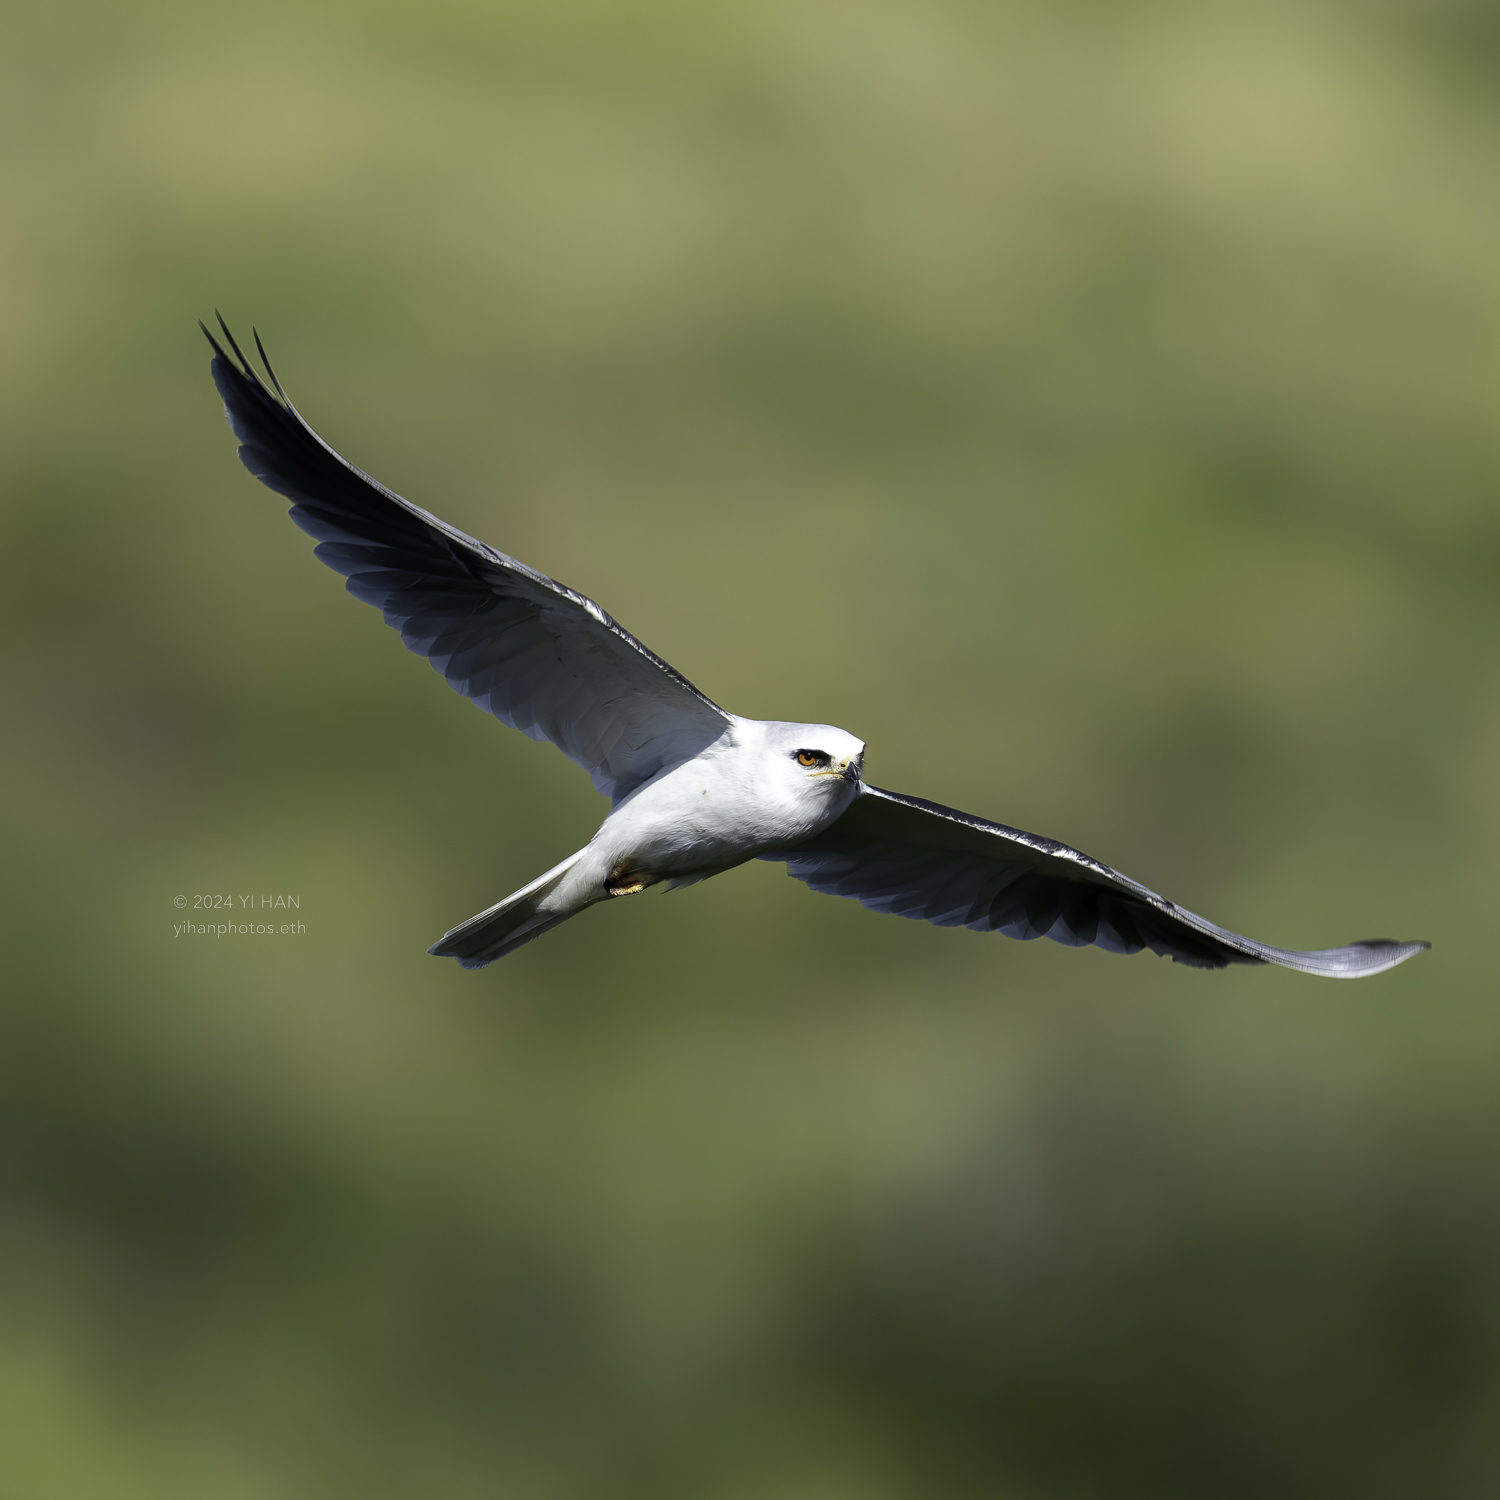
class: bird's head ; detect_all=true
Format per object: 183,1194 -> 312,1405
764,722 -> 865,798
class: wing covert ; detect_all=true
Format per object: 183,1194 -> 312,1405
765,785 -> 1428,977
204,320 -> 729,802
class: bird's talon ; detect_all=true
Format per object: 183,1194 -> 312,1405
605,865 -> 657,898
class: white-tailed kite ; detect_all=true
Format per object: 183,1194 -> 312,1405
205,320 -> 1428,978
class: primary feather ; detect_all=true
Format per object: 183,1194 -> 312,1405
205,317 -> 727,804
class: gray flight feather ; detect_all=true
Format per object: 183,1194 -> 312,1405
764,786 -> 1429,975
204,317 -> 728,804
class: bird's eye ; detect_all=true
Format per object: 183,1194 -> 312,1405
795,749 -> 827,768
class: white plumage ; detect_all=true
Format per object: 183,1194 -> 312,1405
206,319 -> 1428,979
443,721 -> 864,963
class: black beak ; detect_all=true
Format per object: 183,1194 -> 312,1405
842,762 -> 861,783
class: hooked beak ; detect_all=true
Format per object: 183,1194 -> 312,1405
811,757 -> 863,783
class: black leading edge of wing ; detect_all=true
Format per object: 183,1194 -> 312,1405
766,785 -> 1429,977
203,317 -> 729,803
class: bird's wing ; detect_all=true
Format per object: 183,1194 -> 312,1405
764,784 -> 1428,977
205,320 -> 730,803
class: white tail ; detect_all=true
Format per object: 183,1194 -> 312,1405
428,849 -> 589,969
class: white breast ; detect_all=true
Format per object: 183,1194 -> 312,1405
593,721 -> 855,876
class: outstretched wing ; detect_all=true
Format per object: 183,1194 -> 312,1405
204,319 -> 730,803
765,785 -> 1428,977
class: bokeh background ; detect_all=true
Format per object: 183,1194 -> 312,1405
3,1 -> 1497,1495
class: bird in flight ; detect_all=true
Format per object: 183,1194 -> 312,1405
204,319 -> 1428,977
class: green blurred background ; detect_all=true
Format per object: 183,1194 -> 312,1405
3,0 -> 1497,1494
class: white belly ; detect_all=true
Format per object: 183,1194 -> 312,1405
606,752 -> 834,870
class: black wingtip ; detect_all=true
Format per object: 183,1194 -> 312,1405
203,312 -> 293,417
200,317 -> 229,361
252,326 -> 289,401
214,311 -> 255,377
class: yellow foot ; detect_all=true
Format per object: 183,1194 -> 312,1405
605,864 -> 659,898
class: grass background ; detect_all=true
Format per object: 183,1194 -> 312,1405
3,1 -> 1498,1495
